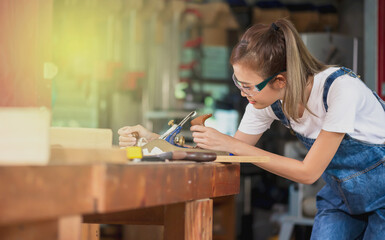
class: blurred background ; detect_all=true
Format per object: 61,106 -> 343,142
0,0 -> 383,239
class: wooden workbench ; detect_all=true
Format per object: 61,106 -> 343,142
0,161 -> 240,240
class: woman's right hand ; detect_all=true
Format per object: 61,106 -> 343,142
117,125 -> 159,147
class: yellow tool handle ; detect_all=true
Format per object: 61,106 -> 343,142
214,155 -> 270,163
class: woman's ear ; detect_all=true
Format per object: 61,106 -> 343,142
272,75 -> 286,89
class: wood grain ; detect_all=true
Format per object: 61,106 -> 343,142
0,165 -> 96,225
164,199 -> 213,240
50,147 -> 127,164
0,216 -> 83,240
97,163 -> 240,212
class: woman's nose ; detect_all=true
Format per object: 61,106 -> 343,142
240,90 -> 247,97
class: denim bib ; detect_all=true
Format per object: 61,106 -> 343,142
271,67 -> 385,216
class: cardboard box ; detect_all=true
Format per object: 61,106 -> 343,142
202,28 -> 228,46
188,2 -> 239,46
319,13 -> 339,31
290,11 -> 320,32
253,7 -> 290,25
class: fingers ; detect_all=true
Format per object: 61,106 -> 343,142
119,136 -> 136,142
192,131 -> 205,138
192,136 -> 207,144
196,143 -> 210,150
118,126 -> 141,136
118,126 -> 131,136
119,141 -> 136,147
118,135 -> 137,147
190,125 -> 207,132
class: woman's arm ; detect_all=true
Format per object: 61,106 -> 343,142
231,130 -> 345,184
233,130 -> 262,146
191,125 -> 345,184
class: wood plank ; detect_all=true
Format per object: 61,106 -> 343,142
214,156 -> 269,163
0,219 -> 57,240
97,163 -> 240,212
83,206 -> 164,225
164,199 -> 213,240
50,127 -> 112,149
0,165 -> 96,225
81,224 -> 100,240
50,147 -> 126,164
0,108 -> 50,165
0,216 -> 82,240
58,215 -> 82,240
50,146 -> 268,164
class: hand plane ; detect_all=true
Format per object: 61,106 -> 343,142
158,111 -> 196,147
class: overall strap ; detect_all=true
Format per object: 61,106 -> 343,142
323,67 -> 385,112
323,67 -> 358,112
372,91 -> 385,111
271,100 -> 290,128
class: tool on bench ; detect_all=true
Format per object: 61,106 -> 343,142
132,111 -> 209,148
142,151 -> 217,162
158,111 -> 197,147
126,146 -> 216,162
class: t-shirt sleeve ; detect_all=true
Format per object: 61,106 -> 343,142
238,104 -> 276,135
322,75 -> 364,133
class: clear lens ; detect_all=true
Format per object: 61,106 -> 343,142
232,74 -> 258,96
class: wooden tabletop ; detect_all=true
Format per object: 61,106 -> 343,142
0,162 -> 240,226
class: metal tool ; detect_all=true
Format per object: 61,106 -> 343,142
142,151 -> 217,162
158,111 -> 196,147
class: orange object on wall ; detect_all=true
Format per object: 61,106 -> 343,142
0,1 -> 52,107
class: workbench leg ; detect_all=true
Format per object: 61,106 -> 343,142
81,224 -> 100,240
0,215 -> 82,240
58,215 -> 82,240
164,199 -> 213,240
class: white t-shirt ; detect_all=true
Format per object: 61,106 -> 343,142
238,67 -> 385,144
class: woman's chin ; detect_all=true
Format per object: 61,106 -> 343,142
251,102 -> 267,109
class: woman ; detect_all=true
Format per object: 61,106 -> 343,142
119,19 -> 385,239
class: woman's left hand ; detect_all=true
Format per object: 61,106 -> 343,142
190,125 -> 235,152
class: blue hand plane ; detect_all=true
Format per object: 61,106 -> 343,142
158,111 -> 196,147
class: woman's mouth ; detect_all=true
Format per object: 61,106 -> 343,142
248,99 -> 256,104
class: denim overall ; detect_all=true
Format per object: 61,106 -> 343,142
271,67 -> 385,239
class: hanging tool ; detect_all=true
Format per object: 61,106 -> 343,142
158,111 -> 197,147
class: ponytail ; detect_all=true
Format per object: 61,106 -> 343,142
230,18 -> 326,121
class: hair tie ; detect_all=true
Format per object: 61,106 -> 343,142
271,23 -> 279,31
240,39 -> 248,45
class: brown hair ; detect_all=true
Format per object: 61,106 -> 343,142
230,18 -> 327,121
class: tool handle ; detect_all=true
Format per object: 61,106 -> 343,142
132,131 -> 139,139
191,113 -> 212,126
172,151 -> 217,162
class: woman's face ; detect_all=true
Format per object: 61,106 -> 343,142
232,63 -> 284,109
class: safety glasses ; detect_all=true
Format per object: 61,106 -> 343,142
232,70 -> 285,96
